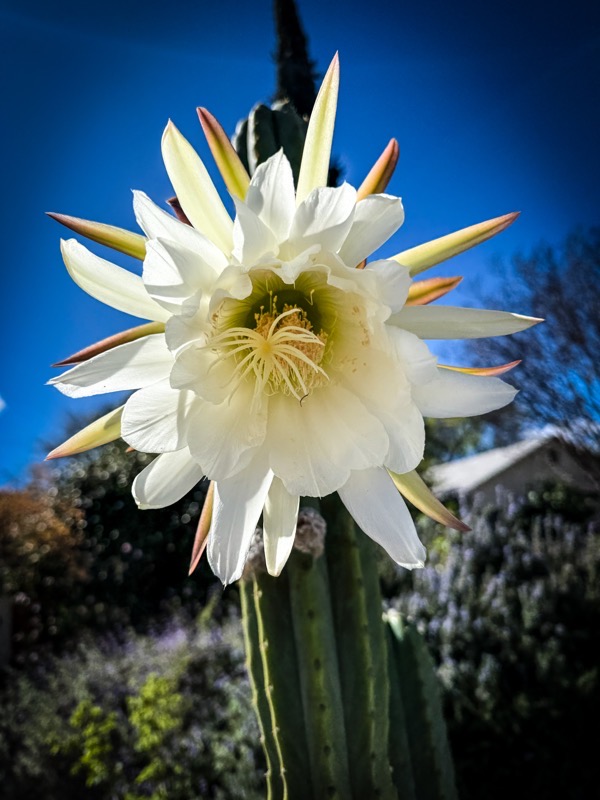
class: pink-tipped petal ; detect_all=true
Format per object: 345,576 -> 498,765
198,107 -> 251,200
405,276 -> 463,306
52,322 -> 165,367
389,469 -> 470,531
47,212 -> 147,260
439,360 -> 522,377
46,405 -> 124,460
356,138 -> 399,201
392,212 -> 520,276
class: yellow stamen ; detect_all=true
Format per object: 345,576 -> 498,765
207,302 -> 329,401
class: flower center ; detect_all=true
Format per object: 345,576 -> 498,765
208,299 -> 329,402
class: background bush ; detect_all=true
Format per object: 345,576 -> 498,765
0,617 -> 264,799
389,488 -> 600,800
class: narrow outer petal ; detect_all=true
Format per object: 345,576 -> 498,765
391,212 -> 520,276
390,306 -> 543,339
389,469 -> 469,532
61,239 -> 170,322
263,477 -> 300,576
46,405 -> 124,459
338,468 -> 426,568
133,449 -> 204,510
208,460 -> 274,585
295,53 -> 339,204
197,107 -> 251,200
405,276 -> 463,306
356,138 -> 400,201
161,121 -> 233,254
48,213 -> 146,260
52,322 -> 165,367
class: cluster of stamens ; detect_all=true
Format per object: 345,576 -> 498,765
208,300 -> 329,402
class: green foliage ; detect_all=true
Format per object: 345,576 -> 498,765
63,700 -> 120,787
0,619 -> 264,800
390,492 -> 600,799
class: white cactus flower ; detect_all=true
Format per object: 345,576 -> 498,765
47,55 -> 540,584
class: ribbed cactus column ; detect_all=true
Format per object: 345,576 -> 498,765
241,498 -> 393,799
240,499 -> 459,800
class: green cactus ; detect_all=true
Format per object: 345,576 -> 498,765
232,100 -> 307,183
241,497 -> 459,800
386,613 -> 458,800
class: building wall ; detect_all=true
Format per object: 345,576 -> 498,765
465,441 -> 596,505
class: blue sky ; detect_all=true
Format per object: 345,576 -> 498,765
1,0 -> 598,483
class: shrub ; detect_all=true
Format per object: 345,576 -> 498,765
390,491 -> 600,799
0,617 -> 264,799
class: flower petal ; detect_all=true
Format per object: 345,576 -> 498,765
356,138 -> 400,201
380,398 -> 425,475
60,239 -> 170,322
288,183 -> 356,254
296,53 -> 339,204
208,459 -> 274,585
391,212 -> 519,276
245,150 -> 296,243
412,368 -> 517,418
386,328 -> 438,385
405,276 -> 462,306
161,121 -> 233,254
189,481 -> 214,575
365,259 -> 412,313
197,107 -> 250,200
339,194 -> 405,267
48,212 -> 146,259
389,469 -> 469,531
52,322 -> 165,367
48,334 -> 172,398
132,448 -> 204,510
232,198 -> 279,264
46,405 -> 124,459
338,468 -> 426,568
121,379 -> 196,453
133,191 -> 229,271
186,383 -> 268,480
390,305 -> 543,339
143,238 -> 218,313
263,477 -> 300,576
267,384 -> 389,497
439,360 -> 521,377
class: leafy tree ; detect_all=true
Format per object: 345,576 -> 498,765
471,227 -> 600,481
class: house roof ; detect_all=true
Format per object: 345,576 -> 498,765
427,436 -> 549,496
